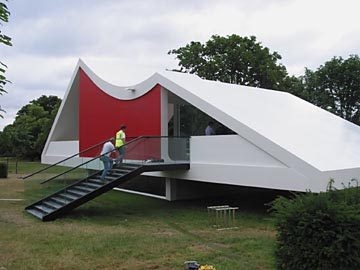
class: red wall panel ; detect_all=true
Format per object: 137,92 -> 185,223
79,68 -> 161,156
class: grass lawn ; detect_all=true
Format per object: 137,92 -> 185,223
0,163 -> 279,270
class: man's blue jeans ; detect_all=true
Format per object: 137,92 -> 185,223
116,146 -> 126,163
100,155 -> 112,179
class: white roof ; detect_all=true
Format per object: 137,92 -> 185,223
154,70 -> 360,172
63,60 -> 360,173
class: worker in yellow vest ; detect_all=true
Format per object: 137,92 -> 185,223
115,124 -> 127,163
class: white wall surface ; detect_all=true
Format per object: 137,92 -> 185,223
42,140 -> 104,170
191,135 -> 286,167
45,141 -> 79,157
145,135 -> 327,192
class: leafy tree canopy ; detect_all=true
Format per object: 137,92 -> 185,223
301,55 -> 360,124
0,95 -> 61,159
168,34 -> 304,134
169,34 -> 290,90
17,95 -> 61,116
0,1 -> 11,46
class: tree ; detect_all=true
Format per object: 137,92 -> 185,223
0,0 -> 12,118
17,95 -> 61,116
169,34 -> 290,90
0,124 -> 12,156
301,55 -> 360,125
0,95 -> 61,159
168,34 -> 300,134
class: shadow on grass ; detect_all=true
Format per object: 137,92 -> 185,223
63,186 -> 293,224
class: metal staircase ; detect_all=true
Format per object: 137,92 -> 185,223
24,136 -> 190,221
25,161 -> 189,221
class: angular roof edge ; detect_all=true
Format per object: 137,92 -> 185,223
45,60 -> 360,176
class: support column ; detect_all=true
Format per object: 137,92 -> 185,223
165,178 -> 177,201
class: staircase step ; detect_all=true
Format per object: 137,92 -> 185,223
105,175 -> 119,181
88,178 -> 106,185
117,164 -> 141,170
82,182 -> 102,189
26,208 -> 45,220
34,204 -> 54,214
73,185 -> 95,193
92,175 -> 112,182
43,199 -> 64,209
112,169 -> 132,174
58,192 -> 79,201
67,188 -> 87,197
109,171 -> 126,177
52,196 -> 71,205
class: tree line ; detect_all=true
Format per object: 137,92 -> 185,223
0,95 -> 61,160
1,34 -> 360,159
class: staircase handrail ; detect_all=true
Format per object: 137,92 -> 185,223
22,136 -> 125,180
39,136 -> 150,184
23,135 -> 189,183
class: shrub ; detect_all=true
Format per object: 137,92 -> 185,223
0,162 -> 8,178
271,187 -> 360,270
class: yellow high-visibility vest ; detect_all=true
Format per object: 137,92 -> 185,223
115,130 -> 125,147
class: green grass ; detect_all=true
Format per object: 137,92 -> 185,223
0,162 -> 278,270
0,157 -> 53,174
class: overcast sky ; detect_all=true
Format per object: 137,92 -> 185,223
0,0 -> 359,131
